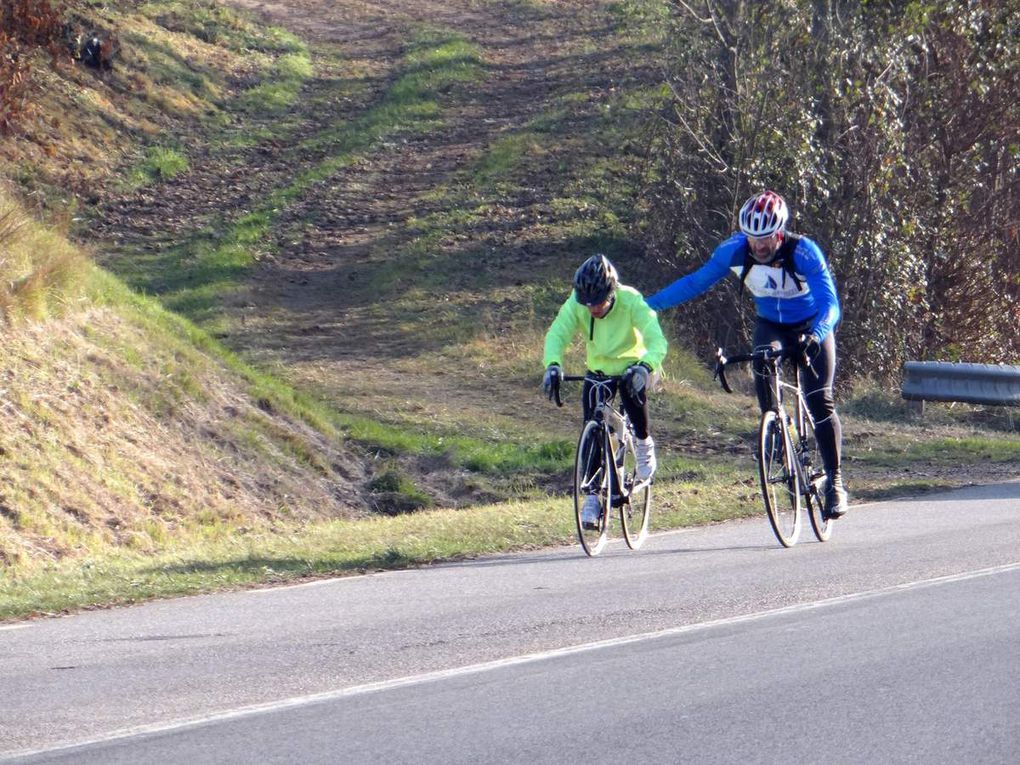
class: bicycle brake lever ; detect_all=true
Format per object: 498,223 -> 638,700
705,348 -> 730,391
795,335 -> 815,374
715,366 -> 733,395
718,365 -> 733,394
712,348 -> 734,393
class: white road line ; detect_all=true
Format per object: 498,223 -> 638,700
5,560 -> 1020,761
0,624 -> 31,632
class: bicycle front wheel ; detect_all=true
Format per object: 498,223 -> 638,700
758,410 -> 801,547
574,420 -> 609,557
620,435 -> 651,550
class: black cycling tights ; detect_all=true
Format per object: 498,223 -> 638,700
752,319 -> 842,478
581,375 -> 650,440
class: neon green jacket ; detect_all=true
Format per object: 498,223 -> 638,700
543,285 -> 668,375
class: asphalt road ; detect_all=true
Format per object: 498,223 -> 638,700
2,481 -> 1019,763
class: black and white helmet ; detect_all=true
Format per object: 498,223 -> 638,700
573,254 -> 618,306
738,191 -> 789,238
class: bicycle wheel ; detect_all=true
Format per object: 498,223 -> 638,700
758,409 -> 801,547
574,419 -> 609,556
806,477 -> 832,542
797,402 -> 833,542
619,432 -> 651,550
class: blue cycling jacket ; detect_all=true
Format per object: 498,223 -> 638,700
646,233 -> 841,343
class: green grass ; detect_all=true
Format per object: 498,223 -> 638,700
238,48 -> 313,113
856,435 -> 1020,468
300,31 -> 485,153
0,191 -> 87,323
87,265 -> 584,482
368,468 -> 435,512
98,4 -> 675,488
131,145 -> 190,186
141,3 -> 307,54
332,408 -> 573,476
86,268 -> 343,440
475,132 -> 545,185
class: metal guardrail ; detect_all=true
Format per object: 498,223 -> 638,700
901,361 -> 1020,407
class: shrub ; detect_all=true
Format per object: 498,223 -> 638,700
0,0 -> 65,134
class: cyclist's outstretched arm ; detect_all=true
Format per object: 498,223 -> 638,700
645,237 -> 736,312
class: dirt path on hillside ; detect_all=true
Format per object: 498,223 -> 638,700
222,0 -> 619,367
93,0 -> 647,505
225,1 -> 636,433
241,0 -> 633,504
102,0 -> 626,364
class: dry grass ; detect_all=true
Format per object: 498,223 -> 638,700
0,187 -> 370,571
0,189 -> 87,323
0,3 -> 296,203
0,301 -> 371,571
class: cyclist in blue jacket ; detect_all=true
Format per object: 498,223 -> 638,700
646,191 -> 848,518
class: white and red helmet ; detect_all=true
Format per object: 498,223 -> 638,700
738,191 -> 789,238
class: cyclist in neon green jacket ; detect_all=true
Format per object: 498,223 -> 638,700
543,255 -> 668,528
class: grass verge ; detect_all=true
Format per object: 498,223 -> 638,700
0,462 -> 754,620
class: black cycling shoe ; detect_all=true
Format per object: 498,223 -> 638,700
824,474 -> 849,519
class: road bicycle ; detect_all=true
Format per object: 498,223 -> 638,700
714,344 -> 833,547
553,372 -> 651,556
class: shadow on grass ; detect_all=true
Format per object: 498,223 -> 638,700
143,550 -> 436,579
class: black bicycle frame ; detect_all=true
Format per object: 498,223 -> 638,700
559,372 -> 631,506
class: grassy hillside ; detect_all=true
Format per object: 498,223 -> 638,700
0,0 -> 1017,619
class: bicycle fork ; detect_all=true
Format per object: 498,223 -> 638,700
771,407 -> 803,496
606,427 -> 626,508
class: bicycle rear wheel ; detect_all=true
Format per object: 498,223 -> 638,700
758,410 -> 801,547
797,401 -> 833,542
806,477 -> 832,542
574,420 -> 609,556
619,434 -> 651,550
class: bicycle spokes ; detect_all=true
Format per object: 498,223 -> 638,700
717,344 -> 833,547
563,373 -> 653,557
759,411 -> 801,547
574,421 -> 609,556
